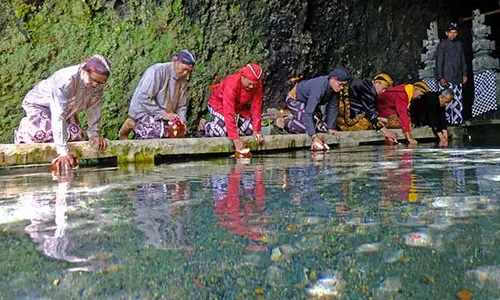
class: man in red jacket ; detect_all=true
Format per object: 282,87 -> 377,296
204,63 -> 264,151
376,81 -> 430,145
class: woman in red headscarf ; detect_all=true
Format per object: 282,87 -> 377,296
204,63 -> 264,151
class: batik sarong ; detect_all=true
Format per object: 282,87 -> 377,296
384,115 -> 402,129
204,105 -> 254,138
283,86 -> 328,134
422,78 -> 463,124
15,108 -> 83,144
336,95 -> 372,131
443,82 -> 463,124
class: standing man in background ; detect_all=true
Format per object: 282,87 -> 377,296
435,22 -> 468,125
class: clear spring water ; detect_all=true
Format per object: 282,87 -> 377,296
1,145 -> 499,299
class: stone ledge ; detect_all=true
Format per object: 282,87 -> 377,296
0,127 -> 437,167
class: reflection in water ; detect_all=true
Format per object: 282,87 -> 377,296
381,146 -> 419,204
208,163 -> 267,251
1,146 -> 500,298
134,181 -> 191,250
24,172 -> 87,263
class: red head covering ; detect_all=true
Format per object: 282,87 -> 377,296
240,63 -> 263,82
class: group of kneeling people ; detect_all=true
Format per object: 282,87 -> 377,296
14,49 -> 454,170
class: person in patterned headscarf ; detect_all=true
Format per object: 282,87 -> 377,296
119,49 -> 196,140
204,63 -> 264,152
14,55 -> 111,171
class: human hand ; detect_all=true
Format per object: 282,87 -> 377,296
233,139 -> 245,151
253,132 -> 264,144
381,128 -> 398,142
90,136 -> 108,152
462,76 -> 467,84
327,129 -> 341,139
439,78 -> 448,87
439,137 -> 448,147
408,138 -> 418,145
311,135 -> 329,151
378,117 -> 388,124
51,154 -> 77,173
442,130 -> 449,140
164,113 -> 179,121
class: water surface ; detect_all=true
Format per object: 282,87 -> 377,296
1,145 -> 500,299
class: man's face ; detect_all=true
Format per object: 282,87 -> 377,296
329,77 -> 347,93
374,82 -> 388,95
439,94 -> 453,107
446,30 -> 458,41
241,75 -> 258,91
174,60 -> 194,79
83,70 -> 108,88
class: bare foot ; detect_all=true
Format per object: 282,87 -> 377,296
197,118 -> 207,132
275,117 -> 285,129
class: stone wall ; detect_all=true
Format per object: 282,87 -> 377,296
183,0 -> 451,105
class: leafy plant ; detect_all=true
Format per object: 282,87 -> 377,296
0,0 -> 267,142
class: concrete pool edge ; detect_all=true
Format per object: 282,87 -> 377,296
0,127 -> 445,167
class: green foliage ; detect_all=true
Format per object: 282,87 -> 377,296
0,0 -> 267,142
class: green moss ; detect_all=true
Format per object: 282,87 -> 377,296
14,154 -> 25,165
133,148 -> 154,165
0,0 -> 267,143
208,145 -> 232,153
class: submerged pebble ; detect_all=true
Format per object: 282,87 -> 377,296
404,232 -> 432,247
356,242 -> 382,253
236,277 -> 246,286
266,265 -> 284,286
466,266 -> 500,288
307,272 -> 345,298
383,249 -> 404,263
271,247 -> 282,262
298,216 -> 322,226
378,276 -> 402,293
279,244 -> 297,256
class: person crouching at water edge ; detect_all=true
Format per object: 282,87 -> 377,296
282,67 -> 350,151
410,88 -> 454,147
14,55 -> 111,171
119,49 -> 196,140
203,63 -> 265,152
376,81 -> 430,145
336,72 -> 398,142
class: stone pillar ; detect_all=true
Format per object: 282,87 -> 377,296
471,9 -> 500,116
471,9 -> 499,72
418,21 -> 440,81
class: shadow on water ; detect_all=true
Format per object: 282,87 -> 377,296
1,145 -> 500,298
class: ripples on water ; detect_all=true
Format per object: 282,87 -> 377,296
1,145 -> 500,299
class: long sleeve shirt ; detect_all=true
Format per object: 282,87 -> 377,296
435,39 -> 467,85
208,73 -> 263,140
295,76 -> 339,136
21,64 -> 104,155
410,92 -> 447,133
128,62 -> 189,122
349,79 -> 378,123
376,84 -> 413,133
